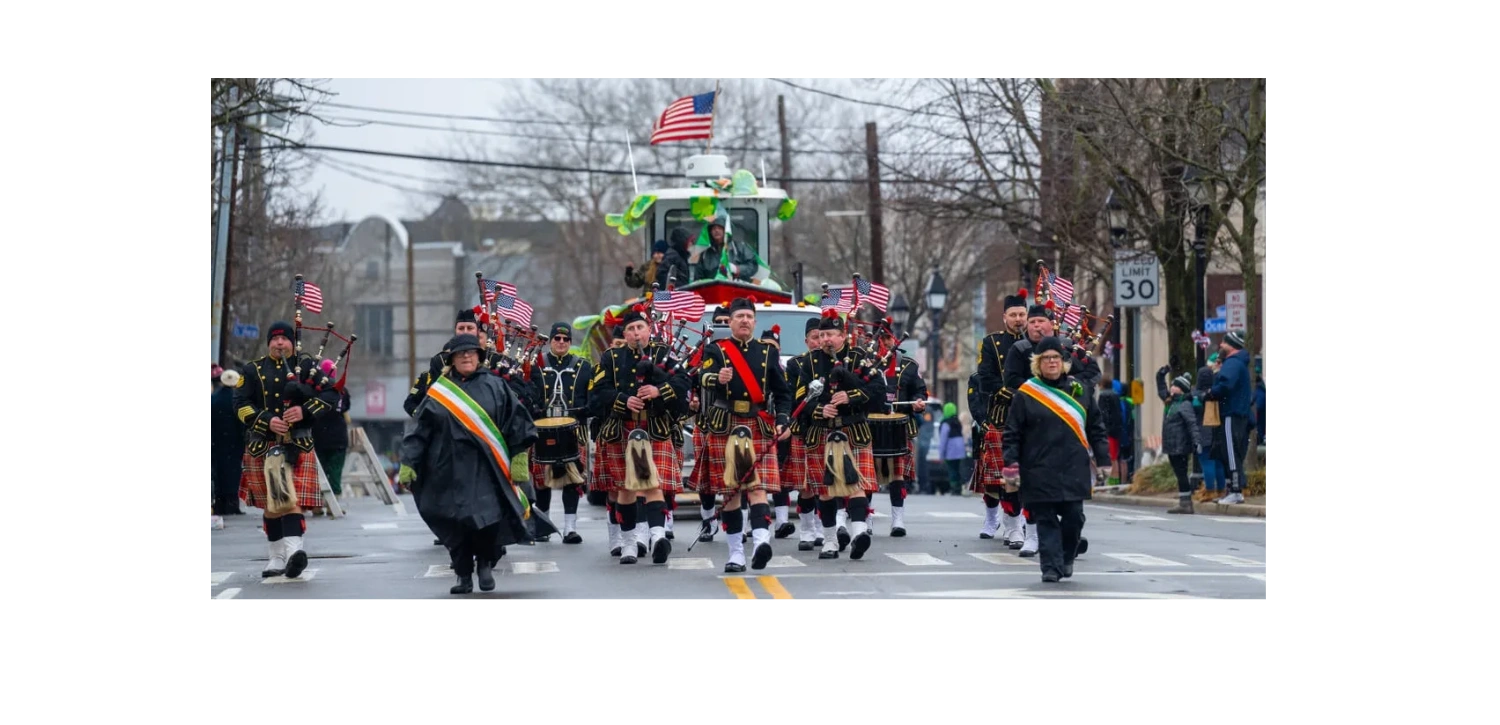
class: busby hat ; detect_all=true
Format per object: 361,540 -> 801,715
804,317 -> 821,336
727,297 -> 756,316
1027,304 -> 1051,321
818,307 -> 845,332
1003,288 -> 1029,312
611,325 -> 625,340
455,308 -> 478,324
760,325 -> 781,348
267,321 -> 294,343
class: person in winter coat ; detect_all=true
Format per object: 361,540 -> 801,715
624,240 -> 667,296
937,403 -> 968,496
659,228 -> 692,288
1095,380 -> 1123,484
211,365 -> 245,515
1002,336 -> 1111,583
1206,330 -> 1253,504
1155,367 -> 1203,514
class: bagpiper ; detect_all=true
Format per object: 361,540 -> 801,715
783,318 -> 826,550
974,290 -> 1030,548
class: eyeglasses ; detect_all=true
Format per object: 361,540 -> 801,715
552,336 -> 571,342
1037,354 -> 1064,362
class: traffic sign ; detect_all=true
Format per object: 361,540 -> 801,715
366,381 -> 387,416
1225,289 -> 1247,332
233,323 -> 259,339
1217,305 -> 1227,318
1114,250 -> 1159,307
1204,317 -> 1227,334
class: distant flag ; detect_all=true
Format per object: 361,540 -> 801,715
650,91 -> 716,145
1062,304 -> 1082,329
652,289 -> 705,322
819,288 -> 844,310
479,279 -> 517,305
1048,273 -> 1074,306
833,279 -> 890,314
293,278 -> 323,314
495,293 -> 533,328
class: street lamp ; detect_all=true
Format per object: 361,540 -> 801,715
925,267 -> 947,383
1105,185 -> 1129,246
890,292 -> 911,340
1182,166 -> 1215,368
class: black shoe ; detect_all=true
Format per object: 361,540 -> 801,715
665,530 -> 674,540
813,537 -> 824,547
775,522 -> 796,539
698,529 -> 716,543
433,538 -> 443,546
1076,538 -> 1088,556
891,527 -> 906,537
837,527 -> 851,551
979,532 -> 995,540
284,549 -> 308,579
563,532 -> 583,545
610,546 -> 622,557
636,542 -> 648,558
476,560 -> 496,591
533,532 -> 552,542
261,567 -> 284,579
798,540 -> 814,551
620,550 -> 638,564
1042,571 -> 1061,583
1008,539 -> 1024,550
651,536 -> 672,564
724,562 -> 746,573
451,575 -> 474,594
818,549 -> 839,560
1061,562 -> 1074,579
850,532 -> 871,560
751,542 -> 773,570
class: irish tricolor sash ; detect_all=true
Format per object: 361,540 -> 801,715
429,375 -> 529,516
1018,378 -> 1089,452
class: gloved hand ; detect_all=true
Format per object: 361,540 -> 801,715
398,464 -> 417,485
511,452 -> 530,483
1157,365 -> 1170,378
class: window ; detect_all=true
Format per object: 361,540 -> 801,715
704,308 -> 820,357
664,208 -> 761,274
364,260 -> 380,280
356,305 -> 394,356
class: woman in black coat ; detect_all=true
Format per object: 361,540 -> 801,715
1002,337 -> 1111,582
1156,369 -> 1203,514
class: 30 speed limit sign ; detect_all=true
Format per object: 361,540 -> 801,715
1114,250 -> 1160,307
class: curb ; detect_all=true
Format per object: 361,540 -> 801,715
1089,491 -> 1266,518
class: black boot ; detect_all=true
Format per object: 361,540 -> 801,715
451,574 -> 474,594
775,522 -> 796,539
476,559 -> 496,591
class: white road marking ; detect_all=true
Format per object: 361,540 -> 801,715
818,591 -> 880,596
424,565 -> 452,578
896,588 -> 1200,599
262,569 -> 318,583
1191,555 -> 1265,568
927,512 -> 982,518
765,556 -> 806,568
727,570 -> 1259,579
1210,517 -> 1265,524
1110,514 -> 1167,521
361,523 -> 399,530
1101,553 -> 1184,567
968,552 -> 1034,566
215,587 -> 241,599
667,558 -> 715,570
1244,573 -> 1266,582
511,561 -> 559,574
211,572 -> 234,586
884,553 -> 952,566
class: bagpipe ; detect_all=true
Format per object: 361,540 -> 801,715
473,271 -> 545,381
1031,260 -> 1113,359
284,274 -> 357,406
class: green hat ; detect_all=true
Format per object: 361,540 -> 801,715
943,402 -> 957,418
1208,352 -> 1220,364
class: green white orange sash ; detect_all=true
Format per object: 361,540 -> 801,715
1018,377 -> 1089,451
429,374 -> 514,482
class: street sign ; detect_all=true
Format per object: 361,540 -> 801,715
1225,291 -> 1246,306
1225,289 -> 1247,332
366,381 -> 387,416
1217,305 -> 1227,318
1113,250 -> 1160,307
1204,317 -> 1227,334
233,323 -> 259,339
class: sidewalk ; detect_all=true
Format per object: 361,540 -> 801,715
1090,488 -> 1266,518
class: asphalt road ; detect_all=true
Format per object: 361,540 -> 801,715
211,491 -> 1265,600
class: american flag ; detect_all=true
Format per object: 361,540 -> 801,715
650,91 -> 716,145
819,288 -> 844,310
479,279 -> 517,305
832,278 -> 891,314
293,278 -> 323,314
1048,273 -> 1074,306
1062,304 -> 1082,329
495,293 -> 533,328
652,289 -> 705,321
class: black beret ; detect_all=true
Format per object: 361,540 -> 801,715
727,297 -> 756,316
456,308 -> 477,324
549,322 -> 572,339
805,318 -> 822,336
267,321 -> 294,343
619,310 -> 649,329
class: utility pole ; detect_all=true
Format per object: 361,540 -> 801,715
777,95 -> 796,268
211,84 -> 240,366
403,224 -> 416,381
865,122 -> 885,285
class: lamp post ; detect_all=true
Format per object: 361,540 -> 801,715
1183,166 -> 1214,369
1105,184 -> 1130,382
891,292 -> 910,341
925,267 -> 948,386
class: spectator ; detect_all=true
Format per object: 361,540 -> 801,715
624,240 -> 666,296
311,360 -> 351,497
1096,380 -> 1123,484
938,403 -> 967,496
1206,331 -> 1253,504
1253,376 -> 1267,446
915,409 -> 936,495
1155,369 -> 1203,514
659,228 -> 692,288
210,364 -> 245,515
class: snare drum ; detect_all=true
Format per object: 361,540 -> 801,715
533,417 -> 581,464
867,413 -> 909,459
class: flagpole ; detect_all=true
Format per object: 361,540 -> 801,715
705,79 -> 721,155
625,129 -> 639,195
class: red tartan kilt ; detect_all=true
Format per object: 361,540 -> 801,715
970,426 -> 1008,493
703,425 -> 781,494
240,450 -> 323,510
686,426 -> 708,492
590,440 -> 616,493
875,442 -> 916,485
782,437 -> 809,492
805,438 -> 879,496
530,450 -> 587,491
600,422 -> 682,492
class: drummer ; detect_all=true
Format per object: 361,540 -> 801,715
531,322 -> 592,545
874,328 -> 927,537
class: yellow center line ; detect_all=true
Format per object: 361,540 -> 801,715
757,576 -> 793,599
724,577 -> 756,599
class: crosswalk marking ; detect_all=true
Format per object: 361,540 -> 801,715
1190,555 -> 1265,568
511,561 -> 559,574
968,552 -> 1034,566
361,523 -> 399,530
215,587 -> 241,599
424,565 -> 453,578
885,553 -> 952,566
667,558 -> 715,570
211,572 -> 234,586
1244,573 -> 1266,582
1110,514 -> 1167,521
1210,517 -> 1265,524
1104,553 -> 1185,567
928,512 -> 982,518
765,556 -> 806,568
262,569 -> 319,583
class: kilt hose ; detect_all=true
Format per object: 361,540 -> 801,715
600,420 -> 682,494
875,440 -> 916,487
805,433 -> 879,497
240,449 -> 323,511
969,425 -> 1008,495
703,423 -> 782,495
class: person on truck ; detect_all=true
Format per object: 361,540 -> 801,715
690,220 -> 757,284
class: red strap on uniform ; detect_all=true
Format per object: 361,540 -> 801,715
717,339 -> 775,426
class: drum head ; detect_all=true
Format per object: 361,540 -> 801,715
868,413 -> 904,421
534,417 -> 577,428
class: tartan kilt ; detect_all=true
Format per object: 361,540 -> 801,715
970,425 -> 1008,493
782,437 -> 810,492
805,435 -> 879,497
600,421 -> 682,493
530,450 -> 587,491
240,450 -> 323,510
590,439 -> 616,493
875,441 -> 916,486
686,426 -> 708,492
703,424 -> 781,495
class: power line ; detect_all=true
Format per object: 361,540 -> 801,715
318,99 -> 863,132
768,79 -> 962,120
275,142 -> 994,186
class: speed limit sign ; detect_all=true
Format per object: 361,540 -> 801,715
1114,250 -> 1160,308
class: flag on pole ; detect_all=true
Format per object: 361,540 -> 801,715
293,279 -> 323,314
832,279 -> 890,314
650,92 -> 716,145
479,279 -> 517,305
652,289 -> 705,321
1048,273 -> 1074,306
495,293 -> 533,328
819,288 -> 844,310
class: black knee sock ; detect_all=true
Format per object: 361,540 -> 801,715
798,495 -> 818,515
561,485 -> 580,514
281,514 -> 305,537
1022,508 -> 1033,524
749,502 -> 772,530
890,480 -> 907,507
645,500 -> 667,528
618,501 -> 638,530
699,491 -> 715,510
771,491 -> 790,508
983,493 -> 1000,508
847,496 -> 869,523
605,499 -> 617,525
535,486 -> 553,513
263,516 -> 284,542
722,507 -> 745,535
635,498 -> 646,527
665,495 -> 677,512
834,496 -> 847,511
818,498 -> 838,527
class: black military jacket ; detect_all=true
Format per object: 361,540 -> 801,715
589,341 -> 690,442
697,335 -> 792,435
235,354 -> 341,456
795,342 -> 886,447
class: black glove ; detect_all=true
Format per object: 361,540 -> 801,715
1156,365 -> 1170,379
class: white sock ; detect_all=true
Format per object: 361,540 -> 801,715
813,517 -> 825,538
752,527 -> 771,547
564,513 -> 577,534
850,520 -> 868,538
837,509 -> 849,529
727,529 -> 746,564
664,511 -> 674,531
799,512 -> 815,541
635,522 -> 649,541
650,525 -> 665,542
774,505 -> 789,526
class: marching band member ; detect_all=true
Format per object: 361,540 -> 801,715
235,321 -> 342,579
798,310 -> 886,561
877,329 -> 927,537
785,318 -> 826,550
596,325 -> 628,556
759,324 -> 798,539
995,301 -> 1056,557
403,309 -> 482,417
697,298 -> 793,572
694,305 -> 732,544
1001,336 -> 1111,582
974,291 -> 1030,548
589,309 -> 690,565
399,334 -> 540,594
532,322 -> 592,544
